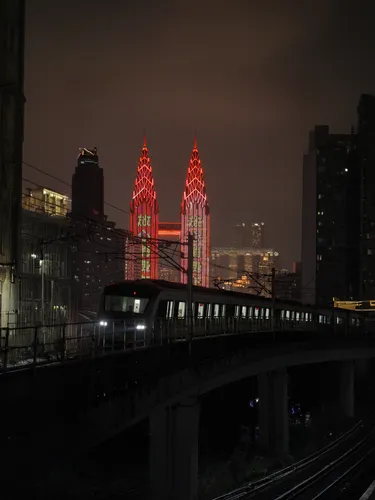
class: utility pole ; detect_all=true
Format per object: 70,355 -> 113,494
40,240 -> 45,337
187,232 -> 194,350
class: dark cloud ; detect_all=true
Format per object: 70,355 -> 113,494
24,0 -> 375,267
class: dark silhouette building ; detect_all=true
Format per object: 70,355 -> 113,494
301,126 -> 356,305
0,0 -> 25,327
70,148 -> 127,315
72,147 -> 104,220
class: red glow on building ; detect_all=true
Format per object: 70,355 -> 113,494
180,136 -> 210,287
129,137 -> 159,279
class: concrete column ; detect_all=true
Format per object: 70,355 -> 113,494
257,369 -> 289,456
272,369 -> 289,456
257,372 -> 271,448
340,360 -> 355,418
149,398 -> 200,500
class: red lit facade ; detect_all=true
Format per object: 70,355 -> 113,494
129,138 -> 159,279
180,137 -> 210,287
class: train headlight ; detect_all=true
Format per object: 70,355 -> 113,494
99,321 -> 108,327
136,324 -> 146,331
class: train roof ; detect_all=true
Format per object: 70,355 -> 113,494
103,279 -> 307,308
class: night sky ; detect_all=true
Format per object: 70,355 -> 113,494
24,0 -> 375,268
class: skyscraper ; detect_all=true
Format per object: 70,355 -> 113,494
0,0 -> 25,327
71,147 -> 104,220
180,136 -> 210,287
129,137 -> 159,279
251,222 -> 265,248
301,126 -> 356,305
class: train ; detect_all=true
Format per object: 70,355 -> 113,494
96,280 -> 365,344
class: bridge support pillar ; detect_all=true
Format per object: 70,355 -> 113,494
340,360 -> 354,418
149,398 -> 200,500
257,368 -> 289,456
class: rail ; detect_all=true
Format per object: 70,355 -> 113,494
0,316 -> 365,373
212,421 -> 364,500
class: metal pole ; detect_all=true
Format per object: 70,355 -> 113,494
187,232 -> 194,350
271,267 -> 276,332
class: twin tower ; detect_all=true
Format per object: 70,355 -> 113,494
128,136 -> 210,287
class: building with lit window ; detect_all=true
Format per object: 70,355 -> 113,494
211,247 -> 279,296
128,137 -> 159,279
22,186 -> 70,217
251,222 -> 265,248
301,126 -> 355,305
180,137 -> 210,287
233,222 -> 252,248
20,189 -> 77,326
0,0 -> 25,327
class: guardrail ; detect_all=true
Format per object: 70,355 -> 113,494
213,420 -> 365,500
0,317 -> 363,373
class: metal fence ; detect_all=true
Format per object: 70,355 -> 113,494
0,317 -> 360,373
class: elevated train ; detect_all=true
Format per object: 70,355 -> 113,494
97,280 -> 365,344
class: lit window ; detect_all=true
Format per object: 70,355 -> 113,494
214,304 -> 220,317
177,302 -> 186,318
197,303 -> 204,318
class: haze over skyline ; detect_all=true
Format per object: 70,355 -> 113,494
23,0 -> 375,268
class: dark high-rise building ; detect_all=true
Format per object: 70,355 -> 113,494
0,0 -> 25,327
72,147 -> 104,220
233,222 -> 252,248
301,126 -> 356,305
252,222 -> 265,248
356,94 -> 375,299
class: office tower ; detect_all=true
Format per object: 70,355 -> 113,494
233,222 -> 252,248
180,136 -> 210,287
71,147 -> 104,220
129,137 -> 159,279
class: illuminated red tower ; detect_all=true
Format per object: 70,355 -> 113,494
180,136 -> 210,287
129,137 -> 159,279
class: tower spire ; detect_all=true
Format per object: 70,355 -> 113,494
193,131 -> 197,150
143,131 -> 147,148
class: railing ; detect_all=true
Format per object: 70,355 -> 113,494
0,317 -> 364,374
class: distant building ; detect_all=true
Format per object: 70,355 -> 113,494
251,222 -> 265,248
211,247 -> 279,296
275,266 -> 301,302
301,125 -> 355,305
0,0 -> 25,327
158,222 -> 181,282
72,147 -> 104,220
233,222 -> 252,248
71,218 -> 128,315
70,148 -> 127,315
128,137 -> 159,279
20,189 -> 77,326
22,187 -> 70,217
180,136 -> 210,287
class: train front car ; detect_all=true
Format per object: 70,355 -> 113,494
97,280 -> 158,349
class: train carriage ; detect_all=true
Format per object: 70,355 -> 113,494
96,280 -> 364,346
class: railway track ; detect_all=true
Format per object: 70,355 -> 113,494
213,420 -> 368,500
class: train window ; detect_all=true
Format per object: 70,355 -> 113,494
285,310 -> 290,319
265,308 -> 270,319
241,306 -> 247,318
105,295 -> 149,314
281,310 -> 285,319
248,307 -> 253,318
222,304 -> 226,317
301,312 -> 305,321
336,317 -> 343,324
197,303 -> 205,318
207,303 -> 212,317
254,307 -> 259,319
177,302 -> 186,319
319,315 -> 323,323
157,300 -> 167,318
260,308 -> 264,319
234,306 -> 240,318
296,312 -> 300,321
166,301 -> 174,319
214,304 -> 220,317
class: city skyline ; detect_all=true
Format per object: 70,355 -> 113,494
23,1 -> 375,269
